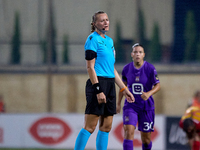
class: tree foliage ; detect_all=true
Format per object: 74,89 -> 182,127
40,40 -> 47,63
63,35 -> 69,64
138,8 -> 147,47
11,11 -> 21,64
149,22 -> 161,62
115,21 -> 124,63
184,10 -> 197,62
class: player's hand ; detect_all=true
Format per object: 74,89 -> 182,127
123,89 -> 135,103
141,92 -> 150,101
97,92 -> 106,104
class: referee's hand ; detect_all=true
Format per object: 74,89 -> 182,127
123,89 -> 135,103
97,92 -> 106,104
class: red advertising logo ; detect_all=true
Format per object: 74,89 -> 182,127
29,117 -> 71,145
114,122 -> 158,147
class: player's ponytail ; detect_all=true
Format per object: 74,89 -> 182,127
91,22 -> 95,33
91,10 -> 105,33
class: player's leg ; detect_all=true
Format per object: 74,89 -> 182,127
96,115 -> 113,150
95,77 -> 116,150
187,138 -> 194,148
75,77 -> 102,150
138,110 -> 155,150
123,106 -> 138,150
74,114 -> 99,150
141,132 -> 152,150
123,124 -> 135,150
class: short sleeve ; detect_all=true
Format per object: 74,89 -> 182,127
151,66 -> 160,85
84,35 -> 98,52
122,68 -> 127,82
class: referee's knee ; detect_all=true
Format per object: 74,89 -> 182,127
84,126 -> 96,134
99,125 -> 112,132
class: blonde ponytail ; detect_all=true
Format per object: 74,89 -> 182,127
90,10 -> 105,33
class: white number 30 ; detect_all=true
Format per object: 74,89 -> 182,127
143,122 -> 153,131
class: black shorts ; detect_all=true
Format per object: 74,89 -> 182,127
85,76 -> 116,116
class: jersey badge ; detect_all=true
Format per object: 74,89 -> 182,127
135,76 -> 140,82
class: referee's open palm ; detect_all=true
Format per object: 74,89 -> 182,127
97,92 -> 106,104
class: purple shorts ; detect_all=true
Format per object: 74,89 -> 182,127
123,106 -> 155,132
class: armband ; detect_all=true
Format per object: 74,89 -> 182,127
120,86 -> 127,92
85,50 -> 97,60
93,83 -> 103,94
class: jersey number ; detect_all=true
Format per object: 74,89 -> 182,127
143,122 -> 153,131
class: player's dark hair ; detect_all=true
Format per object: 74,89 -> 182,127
132,43 -> 143,49
183,118 -> 196,139
183,118 -> 194,132
91,10 -> 105,33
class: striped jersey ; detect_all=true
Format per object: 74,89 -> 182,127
181,106 -> 200,123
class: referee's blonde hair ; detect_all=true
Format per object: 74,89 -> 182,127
91,10 -> 105,33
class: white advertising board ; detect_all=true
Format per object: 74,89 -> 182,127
0,113 -> 165,150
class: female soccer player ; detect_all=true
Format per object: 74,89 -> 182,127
179,106 -> 200,150
74,11 -> 134,150
117,43 -> 160,150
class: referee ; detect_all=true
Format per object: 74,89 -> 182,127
74,11 -> 134,150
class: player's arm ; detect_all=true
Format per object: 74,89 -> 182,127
186,128 -> 198,149
141,82 -> 160,101
86,52 -> 106,104
117,81 -> 127,113
150,82 -> 161,96
86,58 -> 98,84
114,68 -> 134,103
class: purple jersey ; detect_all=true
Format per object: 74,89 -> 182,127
122,61 -> 160,110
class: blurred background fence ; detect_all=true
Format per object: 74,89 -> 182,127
0,0 -> 200,114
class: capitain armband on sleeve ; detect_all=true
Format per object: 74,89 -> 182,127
85,50 -> 97,60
